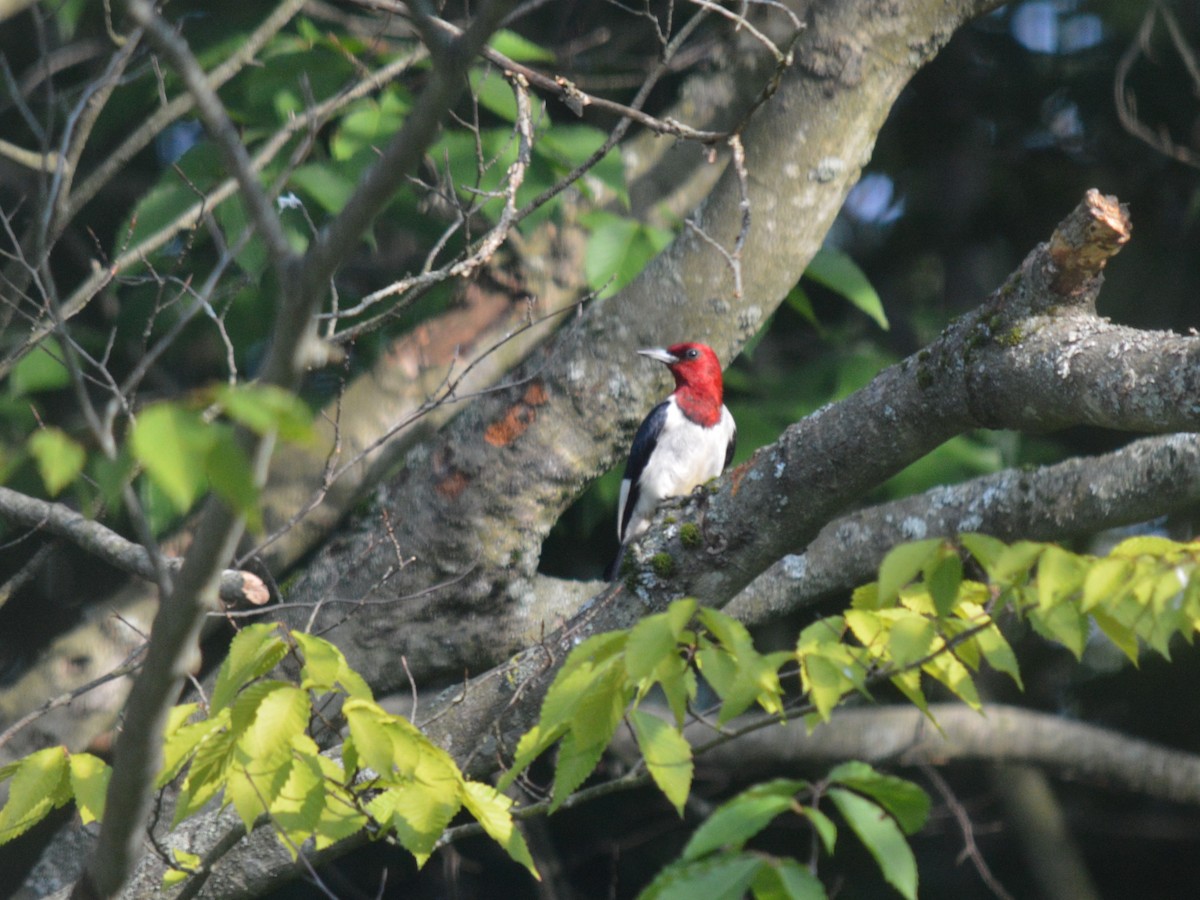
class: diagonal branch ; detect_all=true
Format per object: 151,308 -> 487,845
728,432 -> 1200,627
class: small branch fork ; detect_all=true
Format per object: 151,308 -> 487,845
1115,2 -> 1200,170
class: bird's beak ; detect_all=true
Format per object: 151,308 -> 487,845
637,347 -> 678,365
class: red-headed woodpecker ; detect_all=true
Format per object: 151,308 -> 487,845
606,342 -> 736,580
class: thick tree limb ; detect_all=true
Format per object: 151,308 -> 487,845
0,486 -> 268,608
647,703 -> 1200,808
727,432 -> 1200,627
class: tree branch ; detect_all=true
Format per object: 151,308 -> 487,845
727,432 -> 1200,628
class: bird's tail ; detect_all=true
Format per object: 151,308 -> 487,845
603,545 -> 626,582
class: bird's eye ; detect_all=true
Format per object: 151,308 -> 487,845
685,348 -> 699,359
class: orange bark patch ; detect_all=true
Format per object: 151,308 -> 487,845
484,379 -> 549,447
728,461 -> 751,498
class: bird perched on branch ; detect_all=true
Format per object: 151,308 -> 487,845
606,342 -> 736,580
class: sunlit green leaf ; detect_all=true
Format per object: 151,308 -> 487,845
805,248 -> 888,329
130,402 -> 214,513
877,540 -> 941,606
28,427 -> 85,496
683,780 -> 806,861
828,788 -> 917,900
68,752 -> 111,826
462,781 -> 539,879
630,709 -> 693,816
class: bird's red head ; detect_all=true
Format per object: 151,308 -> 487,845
637,342 -> 725,423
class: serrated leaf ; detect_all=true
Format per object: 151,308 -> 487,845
1037,545 -> 1087,609
886,613 -> 937,669
68,753 -> 110,825
683,779 -> 806,861
805,247 -> 888,330
159,708 -> 229,788
626,599 -> 696,682
959,533 -> 1007,570
828,788 -> 917,900
293,631 -> 373,700
344,700 -> 398,778
629,709 -> 693,816
751,857 -> 827,900
28,427 -> 86,496
211,623 -> 288,712
1028,601 -> 1089,658
640,851 -> 763,900
1082,557 -> 1133,612
922,647 -> 981,709
462,780 -> 539,879
972,622 -> 1024,689
369,779 -> 461,867
130,402 -> 214,513
926,550 -> 963,618
0,746 -> 70,843
1091,608 -> 1140,663
237,683 -> 308,764
989,541 -> 1046,586
800,653 -> 853,721
163,848 -> 201,888
1109,535 -> 1181,558
827,762 -> 929,834
877,540 -> 941,606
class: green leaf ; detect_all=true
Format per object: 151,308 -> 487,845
28,427 -> 85,496
462,781 -> 539,879
68,752 -> 111,826
640,851 -> 763,900
626,598 -> 696,682
827,762 -> 930,835
344,700 -> 399,778
331,88 -> 410,162
989,541 -> 1046,586
804,248 -> 888,329
827,788 -> 918,900
163,848 -> 201,888
0,746 -> 71,843
130,402 -> 215,513
799,806 -> 837,855
581,211 -> 673,299
1082,557 -> 1133,612
886,612 -> 937,669
293,631 -> 373,700
1037,545 -> 1087,609
925,550 -> 963,618
489,29 -> 556,63
683,779 -> 806,861
960,533 -> 1007,570
212,383 -> 314,444
877,540 -> 941,607
290,162 -> 356,215
236,683 -> 309,765
1028,601 -> 1089,658
751,857 -> 827,900
629,709 -> 693,816
368,779 -> 460,867
10,339 -> 69,395
469,68 -> 519,122
211,623 -> 288,712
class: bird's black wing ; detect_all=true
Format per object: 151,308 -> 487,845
618,400 -> 670,542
